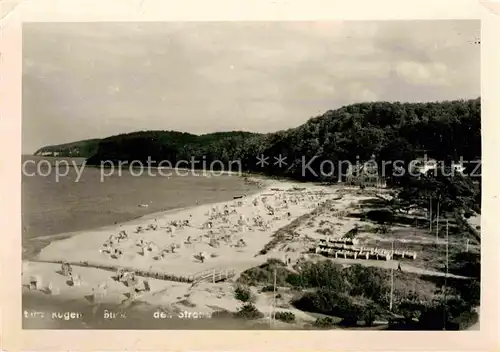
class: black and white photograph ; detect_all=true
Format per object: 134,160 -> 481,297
18,19 -> 483,331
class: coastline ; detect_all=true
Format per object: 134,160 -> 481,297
22,178 -> 479,330
22,178 -> 339,328
23,175 -> 268,260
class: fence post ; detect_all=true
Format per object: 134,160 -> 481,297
212,269 -> 216,283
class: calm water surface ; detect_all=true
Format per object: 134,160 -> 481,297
21,156 -> 263,328
22,156 -> 260,255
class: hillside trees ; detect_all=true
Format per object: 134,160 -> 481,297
83,98 -> 480,189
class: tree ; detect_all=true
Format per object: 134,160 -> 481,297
82,99 -> 481,188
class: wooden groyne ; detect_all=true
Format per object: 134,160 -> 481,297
30,259 -> 234,284
191,268 -> 236,283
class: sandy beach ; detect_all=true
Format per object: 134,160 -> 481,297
22,176 -> 478,329
23,178 -> 348,327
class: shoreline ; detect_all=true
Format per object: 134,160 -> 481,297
23,176 -> 269,260
22,179 -> 479,330
22,178 -> 341,328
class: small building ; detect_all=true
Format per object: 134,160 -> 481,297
451,162 -> 466,173
409,157 -> 438,175
346,155 -> 386,188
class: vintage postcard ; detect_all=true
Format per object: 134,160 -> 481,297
1,0 -> 499,350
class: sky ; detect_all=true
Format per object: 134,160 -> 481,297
22,20 -> 480,153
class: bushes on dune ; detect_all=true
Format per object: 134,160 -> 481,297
236,259 -> 479,329
234,286 -> 253,302
455,280 -> 480,307
313,316 -> 336,328
343,265 -> 389,301
293,289 -> 363,321
288,261 -> 347,290
415,297 -> 476,330
448,251 -> 480,279
234,303 -> 264,320
287,261 -> 389,301
274,311 -> 296,323
237,258 -> 291,286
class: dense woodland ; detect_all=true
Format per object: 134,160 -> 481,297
88,98 -> 484,216
84,98 -> 480,177
34,138 -> 101,157
36,98 -> 482,213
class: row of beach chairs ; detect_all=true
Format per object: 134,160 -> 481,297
315,244 -> 417,261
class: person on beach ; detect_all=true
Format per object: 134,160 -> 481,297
61,262 -> 72,276
29,276 -> 38,290
116,268 -> 125,281
397,262 -> 402,271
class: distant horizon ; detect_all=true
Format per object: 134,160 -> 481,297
23,21 -> 480,154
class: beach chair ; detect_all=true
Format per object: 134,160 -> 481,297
29,276 -> 38,290
71,274 -> 82,287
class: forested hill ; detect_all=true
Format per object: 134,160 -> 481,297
34,139 -> 101,157
85,98 -> 480,180
86,131 -> 263,166
257,98 -> 481,180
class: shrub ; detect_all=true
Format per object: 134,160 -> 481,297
361,303 -> 378,327
285,273 -> 305,288
261,285 -> 275,292
293,290 -> 360,318
449,310 -> 479,330
274,311 -> 296,323
338,315 -> 359,327
417,297 -> 472,330
343,265 -> 389,301
234,286 -> 252,302
456,280 -> 480,306
397,300 -> 426,322
313,317 -> 336,328
448,251 -> 480,278
376,224 -> 391,234
237,259 -> 292,286
366,208 -> 394,224
235,303 -> 264,320
265,258 -> 286,266
296,260 -> 347,290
